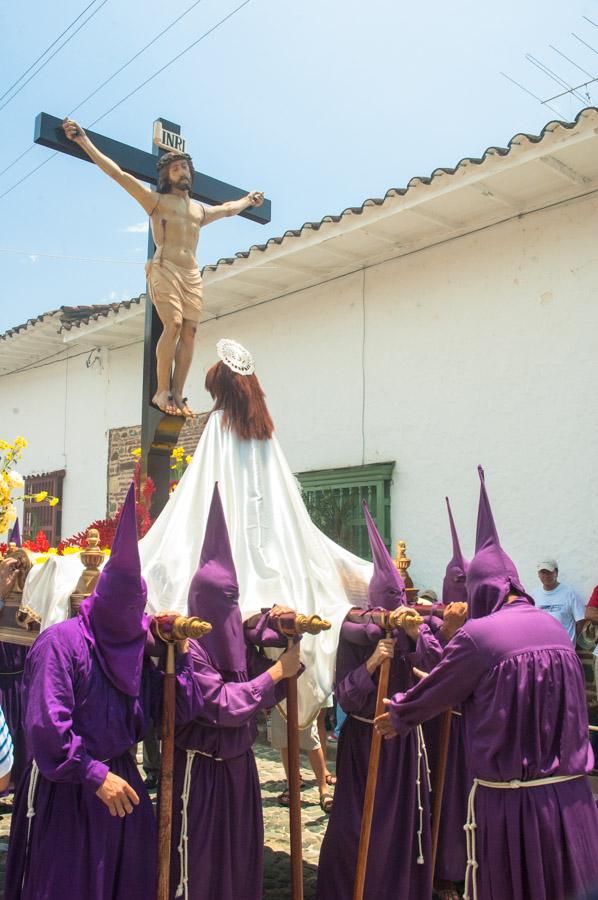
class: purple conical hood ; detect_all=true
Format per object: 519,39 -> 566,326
363,500 -> 406,610
79,482 -> 148,696
466,466 -> 529,619
9,519 -> 21,547
187,483 -> 246,672
442,498 -> 469,605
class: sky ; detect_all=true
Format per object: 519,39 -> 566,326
1,0 -> 597,333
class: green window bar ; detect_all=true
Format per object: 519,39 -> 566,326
296,462 -> 395,560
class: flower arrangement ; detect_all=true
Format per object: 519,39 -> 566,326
57,456 -> 155,553
169,446 -> 193,492
0,436 -> 59,536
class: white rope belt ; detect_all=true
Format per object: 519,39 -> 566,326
415,724 -> 431,865
463,773 -> 584,900
350,714 -> 375,725
22,761 -> 40,892
350,715 -> 431,863
175,749 -> 224,898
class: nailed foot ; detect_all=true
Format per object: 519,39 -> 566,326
172,392 -> 196,418
152,391 -> 182,417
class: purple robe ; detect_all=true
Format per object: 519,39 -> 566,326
6,616 -> 203,900
0,641 -> 28,788
389,600 -> 598,900
415,619 -> 469,884
169,618 -> 287,900
316,617 -> 433,900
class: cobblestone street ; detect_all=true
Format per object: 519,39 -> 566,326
0,730 -> 335,899
258,733 -> 334,900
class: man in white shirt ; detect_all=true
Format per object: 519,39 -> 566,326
532,558 -> 586,644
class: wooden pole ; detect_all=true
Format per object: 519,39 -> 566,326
430,708 -> 453,876
286,637 -> 304,900
352,643 -> 392,900
156,641 -> 176,900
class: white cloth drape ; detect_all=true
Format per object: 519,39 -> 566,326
139,410 -> 372,723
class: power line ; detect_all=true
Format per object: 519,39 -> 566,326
0,0 -> 109,114
90,0 -> 252,125
0,0 -> 101,104
68,0 -> 206,118
0,248 -> 141,264
1,0 -> 204,181
0,0 -> 254,202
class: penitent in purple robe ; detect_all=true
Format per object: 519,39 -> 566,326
316,619 -> 432,900
5,617 -> 202,900
389,467 -> 598,900
0,641 -> 28,788
170,632 -> 286,900
169,483 -> 289,900
317,500 -> 432,900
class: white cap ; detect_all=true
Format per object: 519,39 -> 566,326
537,559 -> 558,573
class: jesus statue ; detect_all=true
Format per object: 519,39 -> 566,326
62,117 -> 264,417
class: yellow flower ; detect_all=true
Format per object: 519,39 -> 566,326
48,497 -> 59,507
131,448 -> 142,459
63,547 -> 80,555
185,455 -> 193,465
47,547 -> 58,555
35,556 -> 48,565
14,436 -> 27,449
34,491 -> 48,502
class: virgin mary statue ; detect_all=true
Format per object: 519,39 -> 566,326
139,339 -> 372,723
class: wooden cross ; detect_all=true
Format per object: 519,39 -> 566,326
34,112 -> 271,516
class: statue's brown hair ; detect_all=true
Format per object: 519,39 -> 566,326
205,361 -> 274,441
156,152 -> 196,194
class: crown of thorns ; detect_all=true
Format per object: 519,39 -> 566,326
156,151 -> 193,170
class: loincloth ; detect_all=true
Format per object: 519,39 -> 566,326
145,258 -> 203,323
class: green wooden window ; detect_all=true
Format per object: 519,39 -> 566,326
296,462 -> 395,560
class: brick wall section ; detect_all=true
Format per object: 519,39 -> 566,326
106,412 -> 210,516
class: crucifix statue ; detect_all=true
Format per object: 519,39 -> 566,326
34,112 -> 271,515
62,117 -> 264,418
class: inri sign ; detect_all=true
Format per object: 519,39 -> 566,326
153,121 -> 187,153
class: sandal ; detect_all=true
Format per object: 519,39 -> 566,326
277,784 -> 306,806
319,792 -> 333,814
325,772 -> 337,786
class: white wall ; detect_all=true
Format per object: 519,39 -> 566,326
3,191 -> 597,600
1,340 -> 142,538
191,191 -> 598,598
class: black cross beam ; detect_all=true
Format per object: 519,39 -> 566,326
35,112 -> 272,517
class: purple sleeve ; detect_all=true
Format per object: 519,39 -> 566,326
336,662 -> 377,712
388,629 -> 485,735
244,611 -> 287,649
247,645 -> 287,704
340,619 -> 384,646
190,644 -> 279,727
24,636 -> 108,792
412,623 -> 444,671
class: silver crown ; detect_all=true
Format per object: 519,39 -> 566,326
216,338 -> 255,375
